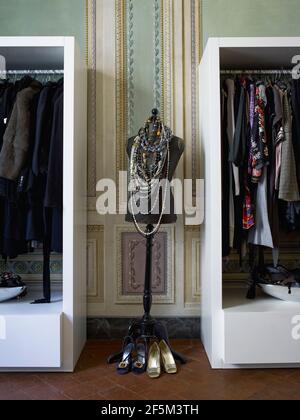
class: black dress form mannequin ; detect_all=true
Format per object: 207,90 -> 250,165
125,133 -> 184,225
108,109 -> 186,365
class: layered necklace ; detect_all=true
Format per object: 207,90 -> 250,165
129,118 -> 173,237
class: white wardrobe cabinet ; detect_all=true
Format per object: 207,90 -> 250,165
0,37 -> 87,371
200,37 -> 300,369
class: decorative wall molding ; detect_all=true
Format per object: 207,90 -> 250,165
126,0 -> 135,137
183,0 -> 202,197
191,238 -> 201,298
121,231 -> 168,295
161,0 -> 173,127
87,239 -> 98,297
88,225 -> 104,233
0,253 -> 62,280
115,225 -> 175,304
184,226 -> 201,307
185,226 -> 201,233
87,224 -> 104,303
191,0 -> 200,191
153,0 -> 162,111
86,0 -> 97,197
115,0 -> 127,176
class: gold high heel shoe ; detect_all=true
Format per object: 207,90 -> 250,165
147,342 -> 161,379
159,340 -> 177,374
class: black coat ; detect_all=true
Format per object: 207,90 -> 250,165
0,79 -> 63,258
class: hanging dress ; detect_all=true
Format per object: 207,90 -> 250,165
248,83 -> 274,249
225,79 -> 239,247
279,90 -> 300,202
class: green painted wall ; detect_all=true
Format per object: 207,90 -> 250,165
0,0 -> 85,52
202,0 -> 300,48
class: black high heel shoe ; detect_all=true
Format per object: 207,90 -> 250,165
116,336 -> 134,375
132,340 -> 147,375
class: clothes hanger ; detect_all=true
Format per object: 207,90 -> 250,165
277,68 -> 288,91
265,75 -> 271,87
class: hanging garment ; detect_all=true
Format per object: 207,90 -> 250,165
32,82 -> 57,176
0,79 -> 40,258
268,125 -> 284,252
274,127 -> 284,191
249,83 -> 269,183
265,85 -> 275,194
221,88 -> 230,257
0,78 -> 35,199
222,73 -> 300,299
291,80 -> 300,187
225,79 -> 237,248
248,83 -> 273,249
0,81 -> 14,149
229,83 -> 247,166
243,185 -> 255,231
44,88 -> 63,209
266,85 -> 281,258
243,82 -> 256,232
0,79 -> 42,181
26,80 -> 63,242
265,85 -> 276,189
273,85 -> 283,126
25,173 -> 46,242
284,202 -> 300,232
44,88 -> 63,253
0,192 -> 28,259
0,78 -> 63,253
25,83 -> 58,242
0,76 -> 63,304
248,167 -> 274,248
279,91 -> 300,202
231,80 -> 248,251
226,79 -> 240,196
272,85 -> 284,192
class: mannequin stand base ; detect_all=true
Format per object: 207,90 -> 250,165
107,317 -> 187,365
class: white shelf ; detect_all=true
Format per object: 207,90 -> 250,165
0,291 -> 63,316
0,290 -> 63,369
223,288 -> 300,366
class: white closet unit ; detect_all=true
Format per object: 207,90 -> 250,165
200,37 -> 300,369
0,37 -> 87,371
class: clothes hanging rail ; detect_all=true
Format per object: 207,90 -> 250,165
220,69 -> 293,74
0,70 -> 64,74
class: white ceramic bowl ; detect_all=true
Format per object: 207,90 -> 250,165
0,286 -> 27,303
260,284 -> 300,303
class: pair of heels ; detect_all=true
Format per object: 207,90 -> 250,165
117,337 -> 147,375
147,340 -> 177,379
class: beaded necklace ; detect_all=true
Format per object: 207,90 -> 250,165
129,123 -> 172,237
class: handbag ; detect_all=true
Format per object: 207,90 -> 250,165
0,272 -> 27,302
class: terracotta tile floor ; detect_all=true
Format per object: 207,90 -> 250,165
0,340 -> 300,400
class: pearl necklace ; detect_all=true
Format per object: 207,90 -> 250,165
129,124 -> 172,238
130,142 -> 170,237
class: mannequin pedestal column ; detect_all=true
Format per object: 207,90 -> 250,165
108,224 -> 186,365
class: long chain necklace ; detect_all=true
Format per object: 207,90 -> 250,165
129,123 -> 172,238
